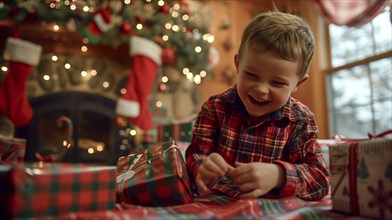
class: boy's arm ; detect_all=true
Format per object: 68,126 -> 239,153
185,101 -> 219,184
273,120 -> 330,201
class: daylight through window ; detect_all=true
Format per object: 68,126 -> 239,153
327,7 -> 392,138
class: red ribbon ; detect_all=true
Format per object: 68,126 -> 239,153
333,130 -> 392,142
367,130 -> 392,139
348,142 -> 359,215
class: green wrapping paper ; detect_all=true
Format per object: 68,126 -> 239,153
0,162 -> 117,219
116,140 -> 193,206
0,137 -> 26,164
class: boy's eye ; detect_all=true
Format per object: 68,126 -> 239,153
245,72 -> 257,78
272,81 -> 287,86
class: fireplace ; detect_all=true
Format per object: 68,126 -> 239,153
15,92 -> 132,165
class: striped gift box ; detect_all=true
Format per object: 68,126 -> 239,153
329,133 -> 392,219
0,162 -> 117,219
116,140 -> 193,206
0,137 -> 26,164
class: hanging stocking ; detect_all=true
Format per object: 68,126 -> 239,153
116,36 -> 162,130
0,37 -> 42,127
82,8 -> 112,44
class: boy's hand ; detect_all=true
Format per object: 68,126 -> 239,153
196,153 -> 235,191
229,161 -> 286,198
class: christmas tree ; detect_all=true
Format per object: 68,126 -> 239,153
0,0 -> 214,84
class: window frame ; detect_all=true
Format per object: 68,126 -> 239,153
322,13 -> 392,137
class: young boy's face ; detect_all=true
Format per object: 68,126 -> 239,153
234,46 -> 308,117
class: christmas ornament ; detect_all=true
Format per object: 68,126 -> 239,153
115,115 -> 128,128
0,37 -> 42,126
181,3 -> 190,14
162,47 -> 176,65
158,82 -> 167,92
115,36 -> 162,131
160,3 -> 171,14
82,8 -> 112,44
120,21 -> 131,35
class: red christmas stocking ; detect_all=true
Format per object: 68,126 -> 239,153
0,37 -> 42,126
116,36 -> 162,130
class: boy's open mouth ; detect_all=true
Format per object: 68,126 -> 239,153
249,95 -> 269,106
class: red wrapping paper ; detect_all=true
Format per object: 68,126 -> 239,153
0,162 -> 117,219
116,140 -> 193,206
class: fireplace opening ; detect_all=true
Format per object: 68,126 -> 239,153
15,92 -> 132,165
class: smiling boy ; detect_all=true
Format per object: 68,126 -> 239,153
185,11 -> 330,201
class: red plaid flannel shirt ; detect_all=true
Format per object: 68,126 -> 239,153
185,86 -> 330,201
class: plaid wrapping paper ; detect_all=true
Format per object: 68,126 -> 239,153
0,162 -> 117,219
58,190 -> 335,220
157,120 -> 194,143
0,136 -> 26,164
329,135 -> 392,219
116,140 -> 193,206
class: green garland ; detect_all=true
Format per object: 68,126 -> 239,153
0,0 -> 213,81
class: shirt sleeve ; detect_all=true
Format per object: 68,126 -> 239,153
273,117 -> 330,201
185,99 -> 220,184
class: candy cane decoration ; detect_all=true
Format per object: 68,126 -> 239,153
36,116 -> 73,162
57,116 -> 73,148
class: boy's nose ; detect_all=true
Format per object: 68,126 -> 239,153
254,83 -> 269,94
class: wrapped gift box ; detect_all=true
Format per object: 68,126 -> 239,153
157,120 -> 194,143
116,140 -> 193,206
317,139 -> 345,171
0,137 -> 26,164
0,162 -> 117,219
329,137 -> 392,219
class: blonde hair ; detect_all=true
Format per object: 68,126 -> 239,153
237,11 -> 315,77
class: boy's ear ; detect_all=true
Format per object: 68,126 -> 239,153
292,74 -> 309,93
234,54 -> 239,74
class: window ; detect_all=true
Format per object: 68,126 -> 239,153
327,7 -> 392,138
